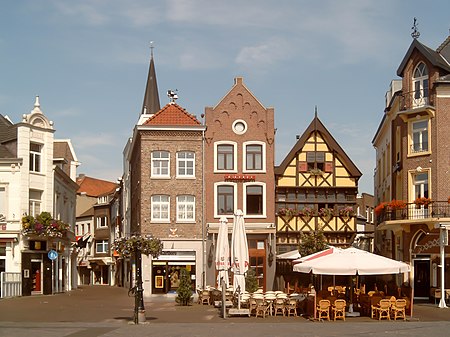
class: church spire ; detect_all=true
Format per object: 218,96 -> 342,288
141,42 -> 160,115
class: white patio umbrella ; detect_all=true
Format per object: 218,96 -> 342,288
215,216 -> 230,288
276,249 -> 301,260
293,247 -> 410,275
231,209 -> 249,295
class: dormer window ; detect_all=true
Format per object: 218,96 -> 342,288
412,62 -> 429,107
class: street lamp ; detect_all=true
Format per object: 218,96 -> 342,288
134,246 -> 146,323
435,223 -> 450,308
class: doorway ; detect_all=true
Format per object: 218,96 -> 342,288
413,258 -> 430,299
31,259 -> 42,294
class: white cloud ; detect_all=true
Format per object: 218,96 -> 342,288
235,38 -> 292,68
71,132 -> 119,150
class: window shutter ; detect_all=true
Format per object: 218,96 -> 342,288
324,162 -> 333,172
298,162 -> 308,172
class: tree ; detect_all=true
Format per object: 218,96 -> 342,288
245,268 -> 259,293
176,268 -> 193,306
298,226 -> 328,257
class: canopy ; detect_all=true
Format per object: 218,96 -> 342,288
292,246 -> 335,264
231,210 -> 249,293
276,249 -> 301,260
293,247 -> 410,275
215,216 -> 230,288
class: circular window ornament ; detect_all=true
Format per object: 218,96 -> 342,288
232,120 -> 247,135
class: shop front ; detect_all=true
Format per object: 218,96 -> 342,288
151,251 -> 196,294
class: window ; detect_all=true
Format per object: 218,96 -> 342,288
96,216 -> 107,228
412,62 -> 429,107
413,172 -> 429,199
97,196 -> 108,204
29,143 -> 42,173
245,144 -> 263,171
177,151 -> 195,177
216,144 -> 234,171
411,120 -> 429,153
29,190 -> 42,216
96,240 -> 108,253
177,195 -> 195,221
152,195 -> 170,221
0,187 -> 6,220
217,185 -> 234,215
246,185 -> 263,215
151,151 -> 170,177
306,152 -> 325,171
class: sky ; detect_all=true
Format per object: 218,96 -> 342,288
1,1 -> 449,194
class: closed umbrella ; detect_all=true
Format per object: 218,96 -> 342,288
231,209 -> 249,294
215,216 -> 230,288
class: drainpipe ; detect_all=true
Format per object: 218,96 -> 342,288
202,126 -> 206,289
437,223 -> 449,308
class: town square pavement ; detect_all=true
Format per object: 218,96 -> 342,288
0,285 -> 450,337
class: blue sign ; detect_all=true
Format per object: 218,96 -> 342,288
48,249 -> 58,261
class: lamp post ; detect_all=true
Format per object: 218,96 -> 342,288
437,223 -> 449,308
134,247 -> 146,323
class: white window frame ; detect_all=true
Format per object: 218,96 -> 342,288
411,171 -> 429,201
243,182 -> 266,218
214,182 -> 237,218
151,195 -> 170,222
96,216 -> 108,228
408,118 -> 430,156
151,151 -> 170,178
214,141 -> 237,173
176,195 -> 195,222
243,141 -> 266,173
412,62 -> 429,107
29,190 -> 42,217
96,240 -> 109,254
29,143 -> 42,173
176,151 -> 195,178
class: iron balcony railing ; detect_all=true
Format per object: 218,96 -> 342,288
377,201 -> 450,223
399,90 -> 435,111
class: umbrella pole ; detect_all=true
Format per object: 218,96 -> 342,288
221,278 -> 227,319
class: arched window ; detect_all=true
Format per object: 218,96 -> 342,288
412,62 -> 429,107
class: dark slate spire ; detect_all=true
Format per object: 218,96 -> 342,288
141,43 -> 160,115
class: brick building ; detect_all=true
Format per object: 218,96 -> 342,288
373,32 -> 450,300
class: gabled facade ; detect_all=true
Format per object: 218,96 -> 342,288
0,97 -> 78,296
128,101 -> 206,295
75,175 -> 118,286
373,34 -> 450,300
204,77 -> 276,291
275,115 -> 362,253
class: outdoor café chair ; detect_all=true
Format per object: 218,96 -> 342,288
255,299 -> 270,318
273,297 -> 286,316
316,299 -> 331,321
201,290 -> 211,305
391,298 -> 407,320
376,299 -> 391,320
332,299 -> 346,321
286,298 -> 298,317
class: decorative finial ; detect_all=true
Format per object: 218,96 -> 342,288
411,17 -> 420,39
150,41 -> 154,58
34,95 -> 40,107
167,89 -> 178,103
315,105 -> 318,118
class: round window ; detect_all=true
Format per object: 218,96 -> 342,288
233,120 -> 247,135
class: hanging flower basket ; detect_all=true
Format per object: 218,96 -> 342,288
21,212 -> 69,238
298,207 -> 315,222
339,206 -> 355,222
277,208 -> 298,222
318,207 -> 334,222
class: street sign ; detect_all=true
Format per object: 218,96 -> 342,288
48,249 -> 58,261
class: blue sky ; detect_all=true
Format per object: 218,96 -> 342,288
1,1 -> 449,194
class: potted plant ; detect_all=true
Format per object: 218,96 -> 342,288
277,208 -> 298,222
388,199 -> 407,210
298,206 -> 315,218
374,202 -> 389,216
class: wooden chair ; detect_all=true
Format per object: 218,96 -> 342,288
332,299 -> 346,321
201,290 -> 211,305
273,298 -> 286,316
316,299 -> 331,321
376,299 -> 391,320
248,298 -> 258,316
255,299 -> 270,318
370,296 -> 382,319
286,298 -> 298,317
392,298 -> 407,320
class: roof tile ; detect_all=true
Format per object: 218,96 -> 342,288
143,103 -> 201,126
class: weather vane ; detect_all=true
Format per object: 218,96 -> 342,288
167,89 -> 178,103
411,17 -> 420,39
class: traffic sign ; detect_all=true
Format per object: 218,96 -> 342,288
48,249 -> 58,261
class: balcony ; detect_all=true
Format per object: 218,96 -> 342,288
376,201 -> 450,223
399,90 -> 435,112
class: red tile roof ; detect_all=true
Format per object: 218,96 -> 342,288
143,103 -> 201,126
76,175 -> 118,197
